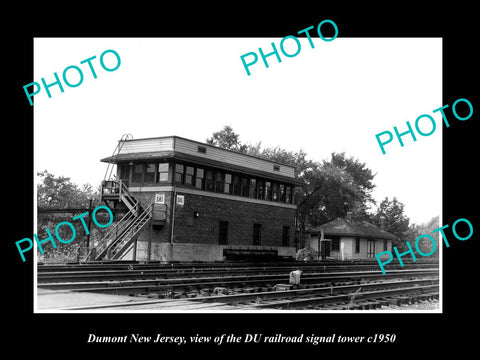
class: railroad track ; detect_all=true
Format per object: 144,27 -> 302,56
38,268 -> 439,296
56,277 -> 439,311
37,259 -> 438,272
37,263 -> 437,283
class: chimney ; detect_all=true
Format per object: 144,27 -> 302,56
346,211 -> 353,222
379,215 -> 386,229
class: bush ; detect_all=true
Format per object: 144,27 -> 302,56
296,247 -> 319,261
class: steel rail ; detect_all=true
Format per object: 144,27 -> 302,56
37,259 -> 439,272
38,269 -> 439,294
37,264 -> 437,283
56,278 -> 439,310
250,284 -> 439,309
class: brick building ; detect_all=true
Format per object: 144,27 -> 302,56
93,136 -> 301,262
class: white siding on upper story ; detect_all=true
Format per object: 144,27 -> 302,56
174,137 -> 295,178
117,137 -> 175,154
115,136 -> 296,179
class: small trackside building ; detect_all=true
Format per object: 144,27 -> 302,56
306,216 -> 398,260
96,136 -> 302,262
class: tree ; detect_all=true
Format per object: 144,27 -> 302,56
404,216 -> 440,258
206,125 -> 247,152
37,170 -> 101,262
37,170 -> 98,208
371,197 -> 411,249
329,152 -> 376,214
290,152 -> 376,229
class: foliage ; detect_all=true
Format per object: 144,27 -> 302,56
403,216 -> 440,257
37,170 -> 98,208
37,170 -> 101,262
206,125 -> 248,152
370,197 -> 411,250
307,153 -> 376,224
296,247 -> 319,261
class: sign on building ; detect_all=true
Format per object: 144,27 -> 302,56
176,194 -> 185,206
154,193 -> 165,204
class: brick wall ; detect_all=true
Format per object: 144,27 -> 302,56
172,191 -> 295,247
129,189 -> 296,261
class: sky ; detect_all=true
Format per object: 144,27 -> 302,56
33,37 -> 442,225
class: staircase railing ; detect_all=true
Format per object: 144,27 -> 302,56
90,209 -> 138,260
110,202 -> 154,259
85,201 -> 153,261
86,178 -> 143,261
85,134 -> 153,261
118,181 -> 139,214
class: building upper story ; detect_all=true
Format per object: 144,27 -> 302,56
101,136 -> 302,206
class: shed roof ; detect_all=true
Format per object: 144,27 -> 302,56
307,218 -> 398,241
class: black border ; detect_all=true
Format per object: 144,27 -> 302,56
8,5 -> 478,356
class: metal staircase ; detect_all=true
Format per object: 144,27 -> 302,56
85,134 -> 153,261
86,180 -> 153,261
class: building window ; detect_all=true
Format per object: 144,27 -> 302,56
224,173 -> 232,194
383,239 -> 388,251
184,166 -> 194,186
195,168 -> 204,189
273,164 -> 280,171
265,181 -> 272,201
132,164 -> 143,183
219,221 -> 228,245
205,170 -> 215,192
282,226 -> 290,247
175,164 -> 184,184
232,175 -> 241,196
197,146 -> 207,154
253,223 -> 261,245
331,236 -> 340,251
279,184 -> 285,202
248,178 -> 256,198
144,163 -> 156,183
119,165 -> 129,182
285,185 -> 292,204
155,162 -> 295,205
241,177 -> 249,197
272,182 -> 279,201
355,237 -> 360,253
157,163 -> 169,182
215,172 -> 225,193
257,180 -> 265,200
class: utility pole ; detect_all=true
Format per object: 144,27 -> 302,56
86,198 -> 93,250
